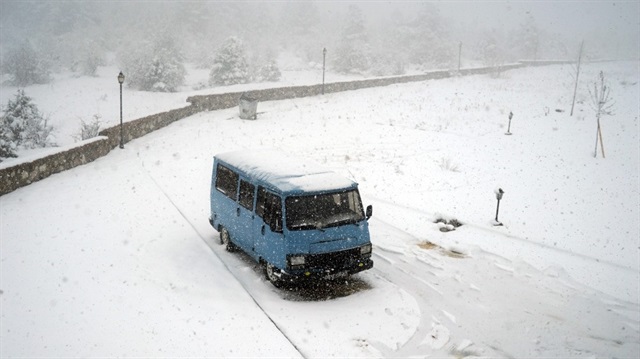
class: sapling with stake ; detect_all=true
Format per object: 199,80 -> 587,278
589,71 -> 614,158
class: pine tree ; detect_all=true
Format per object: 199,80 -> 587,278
209,37 -> 250,86
480,29 -> 506,77
119,33 -> 186,92
404,4 -> 453,68
278,1 -> 320,60
510,15 -> 539,61
0,125 -> 17,160
333,5 -> 371,74
0,90 -> 55,155
3,41 -> 51,86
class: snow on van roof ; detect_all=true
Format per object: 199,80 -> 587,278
215,149 -> 357,194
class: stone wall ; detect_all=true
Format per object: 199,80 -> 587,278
185,65 -> 526,111
1,105 -> 200,196
0,62 -> 541,197
0,137 -> 112,196
98,105 -> 200,149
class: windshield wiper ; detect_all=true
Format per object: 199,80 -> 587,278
290,221 -> 326,231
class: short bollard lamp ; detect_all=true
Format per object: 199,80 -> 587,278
494,188 -> 504,226
505,111 -> 513,135
118,71 -> 125,149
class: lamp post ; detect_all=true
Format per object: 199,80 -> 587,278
457,41 -> 462,73
494,188 -> 504,226
322,47 -> 327,95
118,71 -> 125,149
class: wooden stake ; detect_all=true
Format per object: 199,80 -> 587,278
598,121 -> 606,158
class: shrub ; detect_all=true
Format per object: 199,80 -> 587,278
74,114 -> 102,141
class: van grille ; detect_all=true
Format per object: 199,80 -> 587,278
306,247 -> 361,270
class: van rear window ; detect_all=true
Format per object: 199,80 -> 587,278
215,164 -> 238,200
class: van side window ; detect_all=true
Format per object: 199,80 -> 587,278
256,186 -> 282,233
256,186 -> 267,218
238,180 -> 255,210
215,164 -> 239,200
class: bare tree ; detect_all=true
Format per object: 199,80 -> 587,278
589,71 -> 614,158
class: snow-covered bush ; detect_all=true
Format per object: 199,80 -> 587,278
0,90 -> 55,157
73,41 -> 105,77
74,114 -> 102,141
479,33 -> 507,78
334,42 -> 371,75
119,35 -> 186,92
2,41 -> 51,86
369,53 -> 405,76
439,157 -> 459,172
256,60 -> 282,82
193,47 -> 216,70
209,37 -> 250,86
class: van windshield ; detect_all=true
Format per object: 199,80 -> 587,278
285,190 -> 365,231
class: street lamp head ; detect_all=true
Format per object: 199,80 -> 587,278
118,71 -> 125,84
495,188 -> 504,200
323,47 -> 327,55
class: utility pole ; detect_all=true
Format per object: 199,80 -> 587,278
570,41 -> 584,116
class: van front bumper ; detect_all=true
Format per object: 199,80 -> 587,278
281,258 -> 373,282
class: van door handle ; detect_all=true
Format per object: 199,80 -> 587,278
236,208 -> 240,217
261,225 -> 265,235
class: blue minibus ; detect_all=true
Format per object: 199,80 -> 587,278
209,150 -> 373,287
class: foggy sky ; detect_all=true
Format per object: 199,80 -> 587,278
0,0 -> 638,67
366,0 -> 639,57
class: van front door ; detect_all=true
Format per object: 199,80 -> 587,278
254,187 -> 285,267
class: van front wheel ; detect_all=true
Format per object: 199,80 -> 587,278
264,262 -> 283,288
220,227 -> 236,252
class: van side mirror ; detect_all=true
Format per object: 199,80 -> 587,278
366,205 -> 373,220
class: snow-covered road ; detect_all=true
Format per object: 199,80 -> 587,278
2,63 -> 638,357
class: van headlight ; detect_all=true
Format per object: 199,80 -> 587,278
360,244 -> 372,255
288,255 -> 306,269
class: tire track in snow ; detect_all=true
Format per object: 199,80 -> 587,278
368,195 -> 639,303
370,213 -> 640,357
368,195 -> 634,272
137,158 -> 307,359
368,216 -> 501,357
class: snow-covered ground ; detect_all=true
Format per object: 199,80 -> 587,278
1,61 -> 639,357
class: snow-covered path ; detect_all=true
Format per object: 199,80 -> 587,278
0,148 -> 302,357
2,62 -> 638,357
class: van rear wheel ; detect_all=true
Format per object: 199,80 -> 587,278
220,227 -> 236,252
